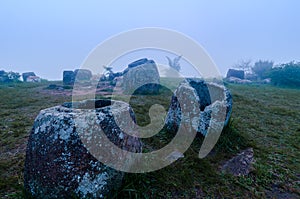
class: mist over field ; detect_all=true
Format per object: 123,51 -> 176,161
1,1 -> 300,79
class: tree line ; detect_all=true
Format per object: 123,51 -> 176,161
234,60 -> 300,88
0,70 -> 21,83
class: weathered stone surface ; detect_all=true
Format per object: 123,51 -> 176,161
63,70 -> 75,85
26,76 -> 41,82
221,148 -> 255,176
120,58 -> 160,95
100,71 -> 122,82
74,69 -> 92,81
127,58 -> 150,68
226,69 -> 245,79
186,78 -> 211,111
0,70 -> 9,82
22,72 -> 36,82
165,79 -> 232,136
63,69 -> 92,85
227,77 -> 252,84
24,99 -> 142,199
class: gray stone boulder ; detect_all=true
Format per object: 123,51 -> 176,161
221,148 -> 255,176
24,99 -> 142,199
262,78 -> 271,84
165,79 -> 232,136
26,76 -> 41,82
186,78 -> 211,111
22,72 -> 36,82
120,58 -> 160,95
226,69 -> 245,79
227,77 -> 252,84
100,71 -> 122,82
74,69 -> 92,81
127,58 -> 150,68
63,70 -> 75,85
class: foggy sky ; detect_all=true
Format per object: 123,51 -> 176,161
0,0 -> 299,80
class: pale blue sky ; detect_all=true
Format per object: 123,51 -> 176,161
0,0 -> 299,80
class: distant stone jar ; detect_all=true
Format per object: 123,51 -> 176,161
63,70 -> 75,85
74,69 -> 92,81
226,69 -> 245,79
120,58 -> 160,95
22,72 -> 36,82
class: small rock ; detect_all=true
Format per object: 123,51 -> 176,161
221,148 -> 255,176
165,150 -> 184,162
227,77 -> 252,84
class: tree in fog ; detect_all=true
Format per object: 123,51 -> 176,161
269,61 -> 300,88
0,70 -> 20,83
233,59 -> 252,73
252,60 -> 273,79
166,55 -> 182,72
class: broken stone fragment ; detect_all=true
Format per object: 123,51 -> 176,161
165,79 -> 232,136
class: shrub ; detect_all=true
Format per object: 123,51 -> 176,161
269,62 -> 300,88
0,70 -> 21,83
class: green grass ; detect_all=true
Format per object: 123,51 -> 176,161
0,81 -> 299,198
0,81 -> 71,199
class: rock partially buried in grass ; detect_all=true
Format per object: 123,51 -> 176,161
221,148 -> 255,176
24,99 -> 142,199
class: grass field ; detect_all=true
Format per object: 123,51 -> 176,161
0,81 -> 299,198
